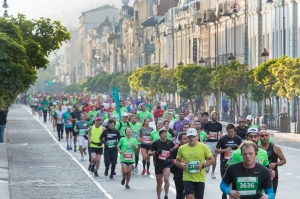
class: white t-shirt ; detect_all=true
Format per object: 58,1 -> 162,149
62,105 -> 68,112
169,120 -> 175,130
55,110 -> 65,124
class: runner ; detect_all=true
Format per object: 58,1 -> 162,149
136,103 -> 153,123
258,124 -> 274,144
246,115 -> 258,128
175,128 -> 214,199
51,102 -> 58,132
62,106 -> 73,150
88,117 -> 104,177
150,121 -> 172,142
70,104 -> 83,152
118,127 -> 138,189
173,111 -> 189,137
200,112 -> 209,130
129,115 -> 142,174
194,120 -> 207,143
115,112 -> 131,137
148,129 -> 175,199
139,119 -> 154,175
55,104 -> 65,141
100,119 -> 121,179
166,132 -> 188,199
236,116 -> 249,141
41,97 -> 50,123
220,141 -> 274,199
259,129 -> 286,197
87,105 -> 98,125
204,111 -> 223,178
74,113 -> 90,160
215,123 -> 243,199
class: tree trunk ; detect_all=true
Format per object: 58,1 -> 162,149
234,97 -> 240,117
288,101 -> 290,133
190,99 -> 195,114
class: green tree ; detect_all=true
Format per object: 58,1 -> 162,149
159,68 -> 177,94
211,61 -> 249,116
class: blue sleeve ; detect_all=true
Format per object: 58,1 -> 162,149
220,180 -> 231,195
264,188 -> 274,199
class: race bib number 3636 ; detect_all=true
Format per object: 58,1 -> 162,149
236,177 -> 258,196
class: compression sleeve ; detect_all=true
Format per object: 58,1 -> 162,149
220,180 -> 231,195
264,188 -> 274,199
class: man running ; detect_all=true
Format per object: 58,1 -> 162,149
88,117 -> 104,177
220,141 -> 274,199
259,129 -> 286,197
194,120 -> 207,143
100,119 -> 121,179
236,116 -> 249,141
62,106 -> 73,150
74,113 -> 90,161
71,104 -> 82,152
204,111 -> 223,178
137,103 -> 153,123
55,104 -> 65,141
129,115 -> 142,174
215,123 -> 242,199
246,115 -> 258,128
175,128 -> 214,199
149,129 -> 175,199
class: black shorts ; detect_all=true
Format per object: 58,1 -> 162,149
90,147 -> 103,155
65,128 -> 73,135
273,177 -> 278,193
121,162 -> 134,166
155,165 -> 170,175
72,129 -> 78,136
183,181 -> 205,199
141,144 -> 151,150
104,148 -> 118,164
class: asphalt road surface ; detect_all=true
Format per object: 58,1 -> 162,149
6,105 -> 300,199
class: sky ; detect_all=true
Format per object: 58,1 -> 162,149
5,0 -> 133,27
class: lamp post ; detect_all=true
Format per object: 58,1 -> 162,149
261,48 -> 270,128
1,0 -> 9,18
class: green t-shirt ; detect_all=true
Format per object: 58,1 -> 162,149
51,106 -> 58,115
176,142 -> 212,182
115,121 -> 130,137
41,100 -> 50,111
87,110 -> 98,124
145,103 -> 152,111
199,131 -> 207,143
137,111 -> 152,122
112,111 -> 121,121
69,99 -> 77,105
118,137 -> 138,163
248,124 -> 258,128
226,148 -> 269,166
130,122 -> 142,140
120,107 -> 127,114
150,130 -> 171,141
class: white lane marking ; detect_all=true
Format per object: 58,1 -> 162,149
285,173 -> 292,175
23,105 -> 113,199
278,169 -> 282,172
277,145 -> 300,152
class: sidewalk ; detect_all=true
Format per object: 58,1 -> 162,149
220,121 -> 300,142
0,142 -> 10,199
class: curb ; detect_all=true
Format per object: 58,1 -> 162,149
0,142 -> 10,199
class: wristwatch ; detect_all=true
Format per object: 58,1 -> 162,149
201,164 -> 206,169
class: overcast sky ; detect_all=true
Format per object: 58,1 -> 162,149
6,0 -> 133,26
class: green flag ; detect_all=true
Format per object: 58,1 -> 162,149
112,86 -> 122,120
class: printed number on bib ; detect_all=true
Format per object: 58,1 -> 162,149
208,132 -> 217,139
124,152 -> 133,161
224,150 -> 234,160
142,136 -> 151,144
188,160 -> 201,173
78,129 -> 86,135
158,150 -> 169,160
107,140 -> 116,148
236,177 -> 258,196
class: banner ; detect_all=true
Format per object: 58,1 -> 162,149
112,86 -> 122,120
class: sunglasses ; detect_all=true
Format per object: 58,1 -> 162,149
260,134 -> 269,137
188,135 -> 195,138
239,121 -> 245,123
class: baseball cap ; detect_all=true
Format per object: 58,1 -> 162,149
122,112 -> 129,117
138,96 -> 141,99
246,115 -> 253,120
186,128 -> 197,137
111,115 -> 117,119
95,117 -> 101,121
67,106 -> 72,109
247,128 -> 259,135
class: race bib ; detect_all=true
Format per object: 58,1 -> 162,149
107,140 -> 116,148
236,177 -> 258,196
142,136 -> 151,144
124,152 -> 133,161
224,150 -> 234,160
208,132 -> 217,139
158,150 -> 169,160
188,160 -> 201,173
78,129 -> 86,135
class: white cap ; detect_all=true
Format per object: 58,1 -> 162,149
122,112 -> 129,117
186,128 -> 197,137
53,102 -> 57,105
67,106 -> 72,109
246,115 -> 253,120
247,127 -> 259,135
138,96 -> 141,99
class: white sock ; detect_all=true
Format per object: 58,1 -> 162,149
66,137 -> 69,145
69,138 -> 73,147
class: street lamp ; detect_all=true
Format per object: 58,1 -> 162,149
198,57 -> 205,65
227,52 -> 235,61
163,63 -> 168,68
261,48 -> 270,127
261,48 -> 269,62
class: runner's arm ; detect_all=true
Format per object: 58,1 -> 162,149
272,145 -> 286,168
166,148 -> 177,166
87,127 -> 92,142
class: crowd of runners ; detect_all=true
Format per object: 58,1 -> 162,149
25,92 -> 286,199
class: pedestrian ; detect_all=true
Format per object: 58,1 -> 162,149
0,108 -> 8,143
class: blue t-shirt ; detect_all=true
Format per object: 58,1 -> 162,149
75,121 -> 90,135
62,111 -> 72,128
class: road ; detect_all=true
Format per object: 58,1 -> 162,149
6,105 -> 300,199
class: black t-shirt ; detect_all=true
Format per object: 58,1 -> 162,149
100,128 -> 121,149
168,129 -> 175,138
204,121 -> 223,142
216,135 -> 242,161
223,162 -> 273,199
150,140 -> 174,166
236,126 -> 249,140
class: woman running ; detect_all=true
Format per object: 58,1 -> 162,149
139,119 -> 154,175
117,127 -> 138,189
